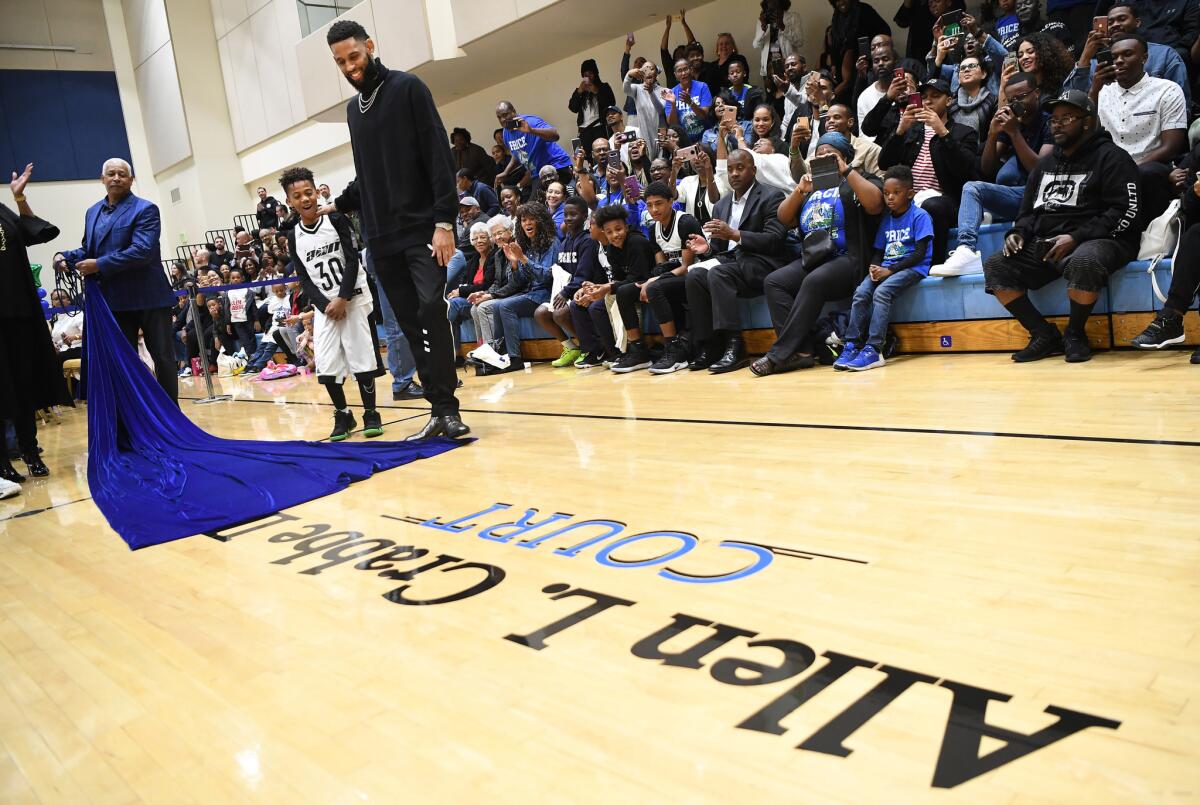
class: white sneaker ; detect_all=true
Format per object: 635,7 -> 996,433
930,245 -> 983,277
0,477 -> 21,499
466,342 -> 509,370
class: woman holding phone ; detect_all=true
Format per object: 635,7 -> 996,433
997,31 -> 1072,105
568,59 -> 616,153
753,133 -> 884,375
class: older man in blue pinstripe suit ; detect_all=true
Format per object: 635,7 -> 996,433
60,158 -> 178,402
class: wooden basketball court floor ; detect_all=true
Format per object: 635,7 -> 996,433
2,351 -> 1198,803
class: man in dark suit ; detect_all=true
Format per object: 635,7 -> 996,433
684,149 -> 788,373
60,158 -> 178,402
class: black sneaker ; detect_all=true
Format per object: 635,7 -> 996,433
329,409 -> 357,441
1130,314 -> 1185,349
611,342 -> 652,373
392,380 -> 425,400
1012,328 -> 1061,363
574,352 -> 602,368
1062,329 -> 1092,363
362,409 -> 384,438
649,338 -> 689,374
1191,344 -> 1200,364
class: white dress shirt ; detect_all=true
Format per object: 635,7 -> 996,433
726,182 -> 756,251
1097,73 -> 1187,163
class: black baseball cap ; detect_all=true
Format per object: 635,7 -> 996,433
1044,89 -> 1096,117
920,78 -> 952,96
604,105 -> 623,116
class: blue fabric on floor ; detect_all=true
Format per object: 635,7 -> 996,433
84,280 -> 468,550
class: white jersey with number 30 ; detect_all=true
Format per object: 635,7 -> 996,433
293,215 -> 369,302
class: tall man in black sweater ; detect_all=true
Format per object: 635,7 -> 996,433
326,20 -> 468,440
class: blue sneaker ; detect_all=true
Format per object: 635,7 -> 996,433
847,344 -> 886,371
833,341 -> 860,371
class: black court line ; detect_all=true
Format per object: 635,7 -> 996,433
384,405 -> 1200,448
740,540 -> 869,566
0,497 -> 91,522
182,395 -> 1200,447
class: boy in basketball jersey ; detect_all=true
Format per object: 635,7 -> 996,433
281,167 -> 385,441
641,181 -> 703,374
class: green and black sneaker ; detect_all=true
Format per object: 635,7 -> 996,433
362,409 -> 384,438
329,409 -> 357,441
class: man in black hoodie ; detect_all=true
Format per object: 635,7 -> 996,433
326,20 -> 468,440
982,90 -> 1139,364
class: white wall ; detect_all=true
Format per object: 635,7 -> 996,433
20,180 -> 109,277
122,0 -> 192,173
0,0 -> 114,71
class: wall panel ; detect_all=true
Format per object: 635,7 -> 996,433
250,4 -> 294,135
227,19 -> 267,146
134,42 -> 191,171
0,70 -> 132,181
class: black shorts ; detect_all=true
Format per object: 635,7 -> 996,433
983,237 -> 1132,295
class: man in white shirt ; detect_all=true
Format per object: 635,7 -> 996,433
856,44 -> 896,142
1091,32 -> 1187,222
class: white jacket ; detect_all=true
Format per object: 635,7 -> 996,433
751,10 -> 805,78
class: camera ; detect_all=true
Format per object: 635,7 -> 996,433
504,118 -> 522,130
1009,99 -> 1027,118
612,131 -> 636,145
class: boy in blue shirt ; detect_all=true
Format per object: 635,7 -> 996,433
836,165 -> 933,371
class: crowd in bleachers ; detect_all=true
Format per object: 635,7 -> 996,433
157,0 -> 1200,382
432,0 -> 1200,372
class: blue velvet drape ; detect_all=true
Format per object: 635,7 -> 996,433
84,280 -> 467,549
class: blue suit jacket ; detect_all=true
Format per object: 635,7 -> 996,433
61,193 -> 174,312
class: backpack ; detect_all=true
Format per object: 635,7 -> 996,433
1137,199 -> 1183,304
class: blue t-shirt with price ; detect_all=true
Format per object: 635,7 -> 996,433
995,14 -> 1021,50
502,114 -> 574,173
799,188 -> 848,255
661,81 -> 713,143
875,204 -> 934,276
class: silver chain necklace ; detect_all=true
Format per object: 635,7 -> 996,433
358,81 -> 383,114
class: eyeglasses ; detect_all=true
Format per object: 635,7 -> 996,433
1008,88 -> 1036,103
1048,115 -> 1082,128
958,63 -> 981,72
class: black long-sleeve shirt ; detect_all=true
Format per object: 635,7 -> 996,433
341,61 -> 458,258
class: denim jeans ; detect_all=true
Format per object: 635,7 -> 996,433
247,338 -> 277,371
956,181 -> 1024,251
845,268 -> 925,347
491,292 -> 544,359
365,248 -> 416,390
445,250 -> 468,292
447,296 -> 473,351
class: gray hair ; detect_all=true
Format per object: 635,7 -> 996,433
101,157 -> 132,175
486,214 -> 512,230
469,221 -> 492,239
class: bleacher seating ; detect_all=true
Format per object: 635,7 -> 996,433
448,222 -> 1192,359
